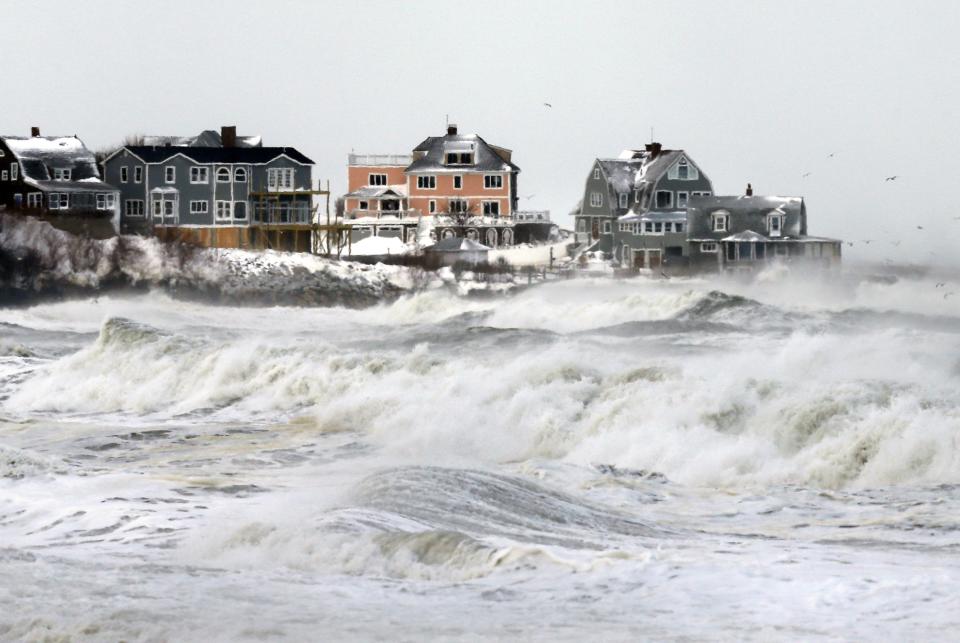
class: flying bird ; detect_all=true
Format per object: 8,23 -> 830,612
936,282 -> 946,288
885,176 -> 898,181
802,172 -> 812,178
917,226 -> 924,230
543,102 -> 553,108
827,153 -> 836,158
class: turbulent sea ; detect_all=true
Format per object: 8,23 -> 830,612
1,268 -> 959,641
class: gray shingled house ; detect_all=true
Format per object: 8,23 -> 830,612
574,143 -> 713,268
0,128 -> 119,238
102,130 -> 315,251
686,192 -> 841,271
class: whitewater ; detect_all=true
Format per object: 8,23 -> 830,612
1,266 -> 959,641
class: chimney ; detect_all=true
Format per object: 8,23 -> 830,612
221,125 -> 237,148
746,183 -> 753,196
447,123 -> 458,136
31,127 -> 40,137
644,142 -> 662,157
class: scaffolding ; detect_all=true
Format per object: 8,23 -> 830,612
248,179 -> 351,255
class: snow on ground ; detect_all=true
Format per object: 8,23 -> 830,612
346,235 -> 411,257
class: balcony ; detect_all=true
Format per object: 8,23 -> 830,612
513,210 -> 551,223
252,202 -> 313,226
348,153 -> 413,166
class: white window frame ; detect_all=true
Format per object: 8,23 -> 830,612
358,200 -> 368,210
48,192 -> 59,209
417,175 -> 436,190
0,171 -> 7,181
483,174 -> 502,189
165,166 -> 176,184
216,167 -> 231,183
619,222 -> 629,232
134,166 -> 143,183
368,173 -> 387,186
124,199 -> 144,217
120,166 -> 128,183
11,163 -> 18,181
453,175 -> 463,190
215,200 -> 233,220
428,199 -> 436,214
677,191 -> 688,209
482,200 -> 500,216
27,192 -> 42,208
589,191 -> 603,207
267,168 -> 294,190
678,159 -> 689,180
712,213 -> 729,232
644,221 -> 654,234
96,194 -> 106,210
152,199 -> 162,217
593,167 -> 600,180
619,193 -> 628,209
234,167 -> 247,183
190,200 -> 209,214
603,220 -> 612,234
53,168 -> 71,181
449,198 -> 468,214
701,242 -> 718,253
190,166 -> 209,184
768,213 -> 784,237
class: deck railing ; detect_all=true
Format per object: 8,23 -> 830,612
348,153 -> 413,166
252,202 -> 312,225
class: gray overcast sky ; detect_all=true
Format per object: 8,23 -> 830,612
5,0 -> 959,264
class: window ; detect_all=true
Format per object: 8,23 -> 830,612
619,193 -> 628,209
677,192 -> 688,208
768,214 -> 783,237
0,171 -> 6,181
644,221 -> 653,233
692,191 -> 712,197
656,191 -> 672,208
674,222 -> 685,233
428,200 -> 436,214
678,159 -> 689,180
701,242 -> 718,253
483,175 -> 502,189
124,200 -> 144,216
482,201 -> 500,216
358,200 -> 368,210
190,167 -> 209,184
165,166 -> 175,183
445,152 -> 473,165
654,222 -> 663,234
267,168 -> 293,190
11,163 -> 18,181
449,198 -> 468,213
369,173 -> 387,186
712,212 -> 729,232
216,167 -> 230,183
216,201 -> 232,220
417,175 -> 436,189
234,203 -> 247,220
134,166 -> 143,183
234,167 -> 247,183
633,222 -> 640,234
593,167 -> 600,180
53,168 -> 71,181
48,193 -> 59,209
164,200 -> 174,217
589,191 -> 603,207
120,166 -> 128,183
603,220 -> 612,234
619,223 -> 629,232
190,200 -> 209,214
453,175 -> 463,189
153,199 -> 162,217
27,193 -> 42,208
96,194 -> 106,210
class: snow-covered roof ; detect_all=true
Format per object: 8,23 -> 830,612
141,130 -> 262,148
122,146 -> 314,165
721,230 -> 770,242
407,132 -> 519,174
344,186 -> 408,199
618,210 -> 688,223
426,237 -> 490,252
1,135 -> 101,182
597,158 -> 643,194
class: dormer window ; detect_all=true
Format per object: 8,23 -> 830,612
711,210 -> 730,232
678,159 -> 689,180
446,152 -> 473,165
53,168 -> 71,181
768,213 -> 784,237
593,167 -> 600,180
619,193 -> 628,209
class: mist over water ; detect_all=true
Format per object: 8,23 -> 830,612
2,265 -> 960,640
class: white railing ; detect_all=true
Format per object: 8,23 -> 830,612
253,202 -> 312,225
348,153 -> 413,166
346,209 -> 421,220
514,210 -> 551,222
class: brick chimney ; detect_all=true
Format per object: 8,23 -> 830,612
447,123 -> 458,136
644,142 -> 662,158
31,127 -> 40,137
221,125 -> 237,148
746,183 -> 753,196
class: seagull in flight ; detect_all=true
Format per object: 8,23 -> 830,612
802,172 -> 812,178
827,153 -> 836,158
543,102 -> 553,108
885,176 -> 898,181
917,225 -> 924,230
936,282 -> 946,288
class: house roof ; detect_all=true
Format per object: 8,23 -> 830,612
619,210 -> 688,223
688,194 -> 803,214
141,130 -> 262,148
597,158 -> 643,194
1,135 -> 101,182
406,133 -> 519,174
426,237 -> 490,252
344,186 -> 407,199
122,145 -> 314,165
722,230 -> 770,242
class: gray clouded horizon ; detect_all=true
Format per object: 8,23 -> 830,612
5,0 -> 958,265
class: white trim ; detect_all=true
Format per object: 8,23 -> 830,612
165,166 -> 176,184
190,166 -> 209,184
216,167 -> 231,183
368,173 -> 388,186
481,200 -> 500,216
655,190 -> 673,208
124,199 -> 145,217
120,166 -> 128,183
453,175 -> 463,190
618,193 -> 627,209
483,174 -> 503,189
700,241 -> 718,253
190,200 -> 209,214
416,175 -> 436,190
134,166 -> 143,183
234,167 -> 247,183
